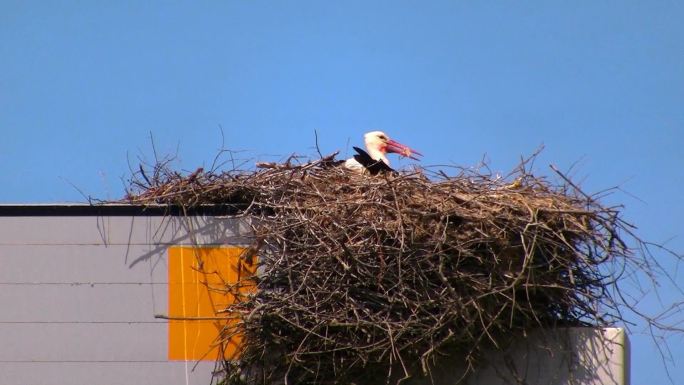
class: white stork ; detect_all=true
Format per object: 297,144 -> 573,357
344,131 -> 422,175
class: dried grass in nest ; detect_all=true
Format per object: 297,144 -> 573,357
125,153 -> 636,385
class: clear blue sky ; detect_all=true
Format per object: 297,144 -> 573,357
1,1 -> 682,383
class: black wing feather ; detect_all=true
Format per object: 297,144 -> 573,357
352,147 -> 394,175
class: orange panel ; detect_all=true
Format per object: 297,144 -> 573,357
168,246 -> 256,361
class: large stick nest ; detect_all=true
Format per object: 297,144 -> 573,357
125,153 -> 634,385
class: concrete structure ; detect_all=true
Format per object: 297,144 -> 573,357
0,205 -> 629,385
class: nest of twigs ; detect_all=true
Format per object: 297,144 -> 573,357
125,152 -> 635,385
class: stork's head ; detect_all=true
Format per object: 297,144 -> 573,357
363,131 -> 422,160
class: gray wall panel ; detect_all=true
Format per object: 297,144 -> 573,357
0,362 -> 215,385
0,245 -> 168,284
0,323 -> 167,361
0,216 -> 252,246
0,284 -> 167,322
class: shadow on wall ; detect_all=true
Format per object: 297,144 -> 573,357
403,327 -> 628,385
121,215 -> 254,269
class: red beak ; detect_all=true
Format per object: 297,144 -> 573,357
385,139 -> 422,161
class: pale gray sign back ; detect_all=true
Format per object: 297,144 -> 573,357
0,206 -> 252,385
